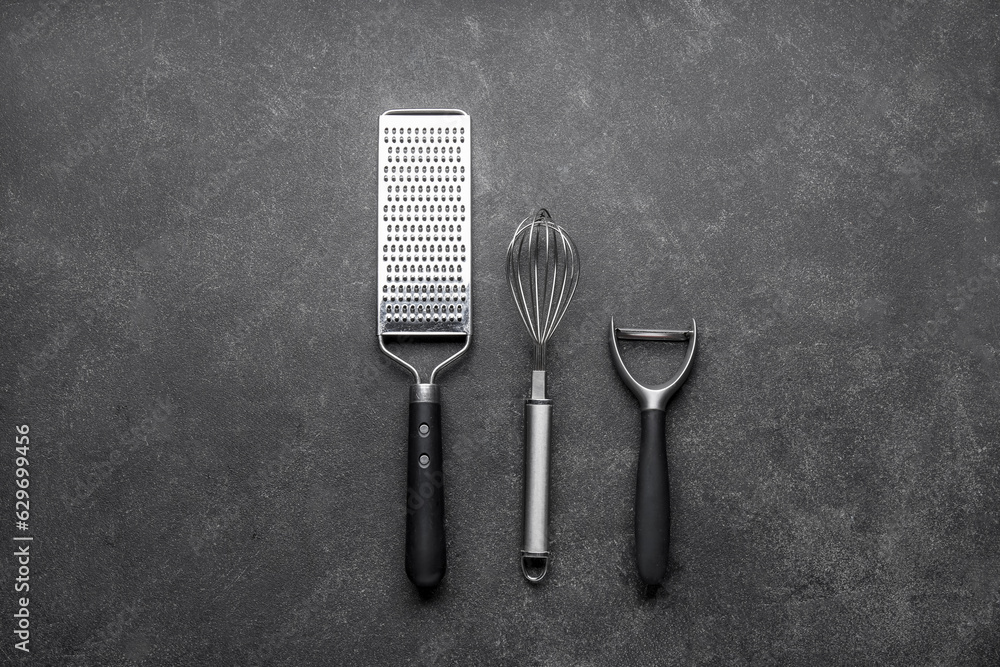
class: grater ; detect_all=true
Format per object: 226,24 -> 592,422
377,109 -> 471,588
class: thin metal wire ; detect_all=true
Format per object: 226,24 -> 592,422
505,209 -> 581,371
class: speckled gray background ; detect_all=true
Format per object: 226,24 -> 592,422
2,0 -> 998,665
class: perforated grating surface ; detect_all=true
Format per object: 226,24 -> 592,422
378,109 -> 471,336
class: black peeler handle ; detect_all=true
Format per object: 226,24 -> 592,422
405,385 -> 446,588
635,408 -> 669,585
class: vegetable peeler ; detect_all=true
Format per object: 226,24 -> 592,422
609,316 -> 697,586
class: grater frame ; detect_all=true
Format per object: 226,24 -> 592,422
378,109 -> 471,340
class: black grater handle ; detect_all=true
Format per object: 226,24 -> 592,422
405,385 -> 446,588
635,408 -> 669,585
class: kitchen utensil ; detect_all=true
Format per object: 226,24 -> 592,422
506,208 -> 580,582
609,317 -> 697,585
378,109 -> 471,588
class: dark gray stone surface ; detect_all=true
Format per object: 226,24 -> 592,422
2,0 -> 998,664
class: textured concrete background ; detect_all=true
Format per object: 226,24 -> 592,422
2,0 -> 999,664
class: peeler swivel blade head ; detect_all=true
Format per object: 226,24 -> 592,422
609,316 -> 697,412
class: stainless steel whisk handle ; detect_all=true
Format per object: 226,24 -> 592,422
521,374 -> 552,582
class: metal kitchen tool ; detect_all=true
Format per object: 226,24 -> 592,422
609,317 -> 697,586
506,209 -> 580,582
377,109 -> 471,588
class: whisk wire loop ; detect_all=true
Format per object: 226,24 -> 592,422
505,209 -> 581,372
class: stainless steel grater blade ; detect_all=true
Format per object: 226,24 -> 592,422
376,109 -> 472,589
378,109 -> 471,337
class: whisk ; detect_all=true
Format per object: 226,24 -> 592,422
506,208 -> 580,582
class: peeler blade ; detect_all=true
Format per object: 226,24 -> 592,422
614,327 -> 693,342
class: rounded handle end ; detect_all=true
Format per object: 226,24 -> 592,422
407,561 -> 446,589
